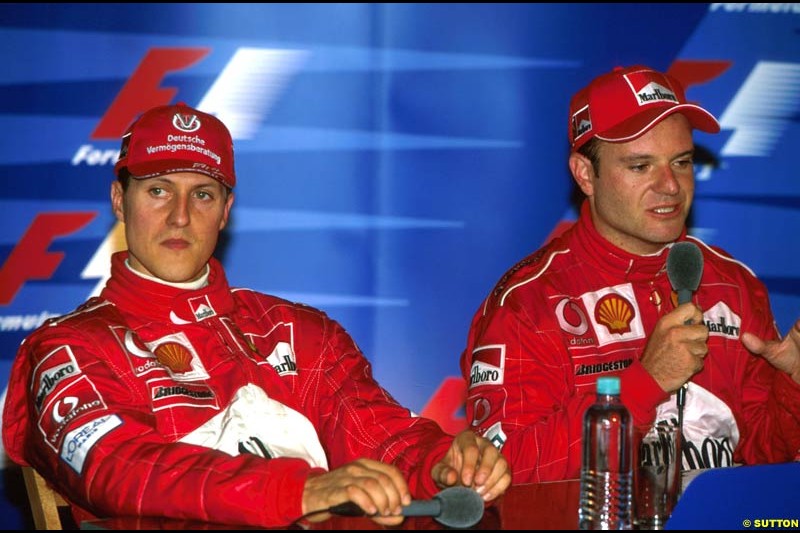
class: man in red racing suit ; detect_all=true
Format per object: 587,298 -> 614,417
3,103 -> 510,528
461,66 -> 800,484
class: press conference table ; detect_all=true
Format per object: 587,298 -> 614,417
80,479 -> 580,530
80,462 -> 800,530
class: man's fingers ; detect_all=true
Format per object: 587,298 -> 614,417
302,459 -> 410,522
741,331 -> 766,355
674,302 -> 703,326
474,450 -> 510,501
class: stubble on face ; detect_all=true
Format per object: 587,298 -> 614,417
586,114 -> 696,255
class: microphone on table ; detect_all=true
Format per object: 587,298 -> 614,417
329,486 -> 485,529
666,241 -> 704,412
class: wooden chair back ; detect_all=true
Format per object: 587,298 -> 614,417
21,466 -> 69,530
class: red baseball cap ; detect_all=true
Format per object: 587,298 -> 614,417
568,65 -> 720,151
114,103 -> 236,188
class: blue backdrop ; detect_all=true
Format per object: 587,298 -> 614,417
1,3 -> 798,527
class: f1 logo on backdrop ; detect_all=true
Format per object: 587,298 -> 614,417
1,46 -> 308,307
73,46 -> 309,167
92,48 -> 211,140
0,213 -> 96,305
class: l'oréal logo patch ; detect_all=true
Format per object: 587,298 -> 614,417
703,301 -> 741,338
60,414 -> 122,474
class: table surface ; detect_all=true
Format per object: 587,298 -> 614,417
80,479 -> 581,530
80,464 -> 799,530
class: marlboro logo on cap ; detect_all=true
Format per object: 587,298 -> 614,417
568,65 -> 720,151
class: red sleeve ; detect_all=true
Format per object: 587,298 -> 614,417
734,284 -> 800,464
309,318 -> 452,498
461,294 -> 668,484
619,358 -> 670,425
461,297 -> 587,483
2,323 -> 317,528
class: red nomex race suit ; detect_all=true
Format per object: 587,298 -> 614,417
461,202 -> 800,484
3,251 -> 453,527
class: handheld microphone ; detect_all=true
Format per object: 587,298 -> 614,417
666,241 -> 704,408
329,486 -> 485,529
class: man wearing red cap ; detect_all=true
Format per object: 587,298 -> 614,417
3,103 -> 510,527
461,65 -> 800,483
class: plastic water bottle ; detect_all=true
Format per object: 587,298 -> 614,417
578,376 -> 633,530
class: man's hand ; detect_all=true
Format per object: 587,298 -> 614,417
742,319 -> 800,385
430,429 -> 511,502
640,303 -> 709,393
301,458 -> 410,525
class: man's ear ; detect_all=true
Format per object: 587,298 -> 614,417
111,181 -> 125,223
219,191 -> 234,231
568,151 -> 595,198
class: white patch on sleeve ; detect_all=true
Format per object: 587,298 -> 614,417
483,421 -> 507,450
60,414 -> 122,474
468,344 -> 505,389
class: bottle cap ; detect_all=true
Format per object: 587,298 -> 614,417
597,376 -> 620,395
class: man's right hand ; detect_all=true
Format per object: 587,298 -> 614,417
639,302 -> 708,393
301,458 -> 411,526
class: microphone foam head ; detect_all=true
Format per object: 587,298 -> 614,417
434,486 -> 484,529
666,241 -> 703,293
